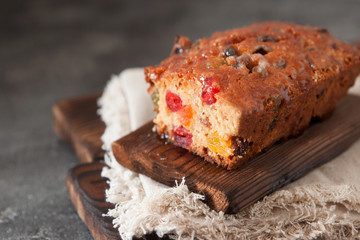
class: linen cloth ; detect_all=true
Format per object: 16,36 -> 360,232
98,68 -> 360,240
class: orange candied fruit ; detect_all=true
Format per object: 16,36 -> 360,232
207,131 -> 233,157
178,105 -> 194,127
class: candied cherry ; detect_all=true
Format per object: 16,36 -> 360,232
166,90 -> 182,112
172,126 -> 192,148
202,78 -> 220,105
202,86 -> 220,105
203,77 -> 215,86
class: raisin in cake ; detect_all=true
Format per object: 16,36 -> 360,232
145,22 -> 360,170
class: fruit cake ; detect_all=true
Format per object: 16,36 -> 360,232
144,22 -> 360,170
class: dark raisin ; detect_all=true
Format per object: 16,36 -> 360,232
269,118 -> 277,131
274,59 -> 286,69
231,137 -> 249,156
316,89 -> 325,99
253,45 -> 271,55
316,28 -> 329,34
174,47 -> 184,54
257,34 -> 278,42
224,46 -> 237,57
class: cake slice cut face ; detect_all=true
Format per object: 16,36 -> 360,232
145,22 -> 360,170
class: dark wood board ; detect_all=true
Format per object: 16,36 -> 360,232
66,162 -> 119,240
53,94 -> 105,163
67,162 -> 170,240
112,94 -> 360,213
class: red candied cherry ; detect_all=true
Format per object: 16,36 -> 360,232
202,77 -> 220,105
202,85 -> 220,105
166,90 -> 182,112
203,77 -> 215,86
172,126 -> 192,148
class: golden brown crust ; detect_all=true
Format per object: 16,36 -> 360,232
145,22 -> 360,170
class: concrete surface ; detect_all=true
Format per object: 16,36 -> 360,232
1,0 -> 359,239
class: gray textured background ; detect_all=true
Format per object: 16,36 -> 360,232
1,0 -> 359,239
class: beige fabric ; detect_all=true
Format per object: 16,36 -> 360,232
99,69 -> 360,240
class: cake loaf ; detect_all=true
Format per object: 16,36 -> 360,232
145,22 -> 360,170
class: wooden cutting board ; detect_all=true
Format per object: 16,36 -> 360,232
54,94 -> 360,239
66,162 -> 118,240
66,162 -> 168,240
53,94 -> 105,163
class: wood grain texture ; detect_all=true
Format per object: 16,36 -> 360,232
67,162 -> 118,240
53,94 -> 105,163
67,162 -> 169,240
112,94 -> 360,214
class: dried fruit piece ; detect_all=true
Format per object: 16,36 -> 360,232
203,77 -> 215,86
231,137 -> 249,156
151,89 -> 160,111
207,131 -> 233,157
174,47 -> 184,54
224,46 -> 237,57
178,105 -> 194,127
201,77 -> 220,105
166,90 -> 182,112
253,45 -> 271,55
172,126 -> 192,147
202,86 -> 220,105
